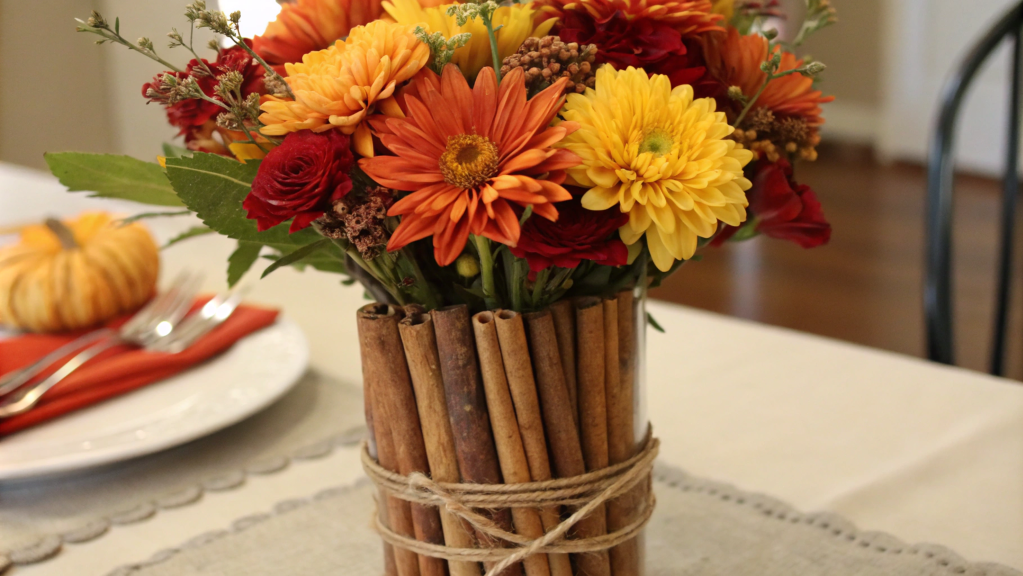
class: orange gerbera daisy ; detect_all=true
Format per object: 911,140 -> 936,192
252,0 -> 385,75
535,0 -> 722,36
704,28 -> 833,127
359,65 -> 580,266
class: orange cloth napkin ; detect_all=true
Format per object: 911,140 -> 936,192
0,299 -> 279,436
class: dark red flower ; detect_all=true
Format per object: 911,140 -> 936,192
713,159 -> 830,248
243,130 -> 355,233
557,11 -> 708,87
142,41 -> 266,149
510,195 -> 629,276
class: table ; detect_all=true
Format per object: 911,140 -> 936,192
2,161 -> 1022,574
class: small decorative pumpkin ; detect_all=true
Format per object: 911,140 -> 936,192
0,212 -> 160,333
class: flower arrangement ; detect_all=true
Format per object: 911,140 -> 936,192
46,2 -> 838,572
48,0 -> 835,314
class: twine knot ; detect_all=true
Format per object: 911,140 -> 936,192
361,433 -> 659,575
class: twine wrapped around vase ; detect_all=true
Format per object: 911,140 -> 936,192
360,434 -> 659,576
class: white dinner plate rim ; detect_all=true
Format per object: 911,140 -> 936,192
0,318 -> 309,481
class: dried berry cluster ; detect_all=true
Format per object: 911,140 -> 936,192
734,108 -> 821,163
319,187 -> 395,259
500,36 -> 597,97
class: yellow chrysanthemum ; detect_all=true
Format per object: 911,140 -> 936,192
258,20 -> 430,157
384,0 -> 555,79
558,66 -> 753,271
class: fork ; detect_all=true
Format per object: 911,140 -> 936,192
0,272 -> 205,417
0,285 -> 244,418
0,270 -> 203,399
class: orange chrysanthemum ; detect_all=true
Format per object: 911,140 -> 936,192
252,0 -> 385,75
704,28 -> 833,127
259,21 -> 430,157
359,65 -> 580,266
535,0 -> 722,36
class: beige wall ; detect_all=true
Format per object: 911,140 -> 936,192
799,0 -> 882,109
0,0 -> 218,171
0,0 -> 115,170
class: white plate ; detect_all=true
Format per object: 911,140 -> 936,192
0,318 -> 309,480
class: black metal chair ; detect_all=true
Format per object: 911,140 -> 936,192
926,1 -> 1023,376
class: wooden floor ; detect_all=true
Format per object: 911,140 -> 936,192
650,144 -> 1023,381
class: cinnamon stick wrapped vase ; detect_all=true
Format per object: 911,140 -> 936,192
357,292 -> 654,576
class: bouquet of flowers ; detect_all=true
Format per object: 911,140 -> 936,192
47,1 -> 836,574
49,0 -> 834,313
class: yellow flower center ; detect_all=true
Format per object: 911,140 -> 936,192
639,129 -> 674,157
439,134 -> 500,189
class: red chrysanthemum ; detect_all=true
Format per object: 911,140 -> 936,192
142,41 -> 266,153
510,193 -> 629,276
713,159 -> 830,248
536,0 -> 723,36
558,11 -> 709,87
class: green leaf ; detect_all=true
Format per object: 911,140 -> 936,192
164,152 -> 321,248
647,312 -> 666,333
162,143 -> 192,159
261,239 -> 331,279
118,210 -> 192,225
164,226 -> 214,248
45,153 -> 183,207
227,241 -> 262,287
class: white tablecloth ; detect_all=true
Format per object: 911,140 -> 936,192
2,161 -> 1022,575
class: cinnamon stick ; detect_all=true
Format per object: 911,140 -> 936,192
523,310 -> 611,576
358,304 -> 418,576
575,297 -> 609,474
473,312 -> 552,576
359,304 -> 446,576
358,308 -> 397,576
400,310 -> 482,576
493,311 -> 574,576
604,295 -> 640,576
432,305 -> 523,576
548,300 -> 578,428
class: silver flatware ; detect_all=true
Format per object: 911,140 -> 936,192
0,272 -> 207,418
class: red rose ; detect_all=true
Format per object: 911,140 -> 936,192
243,130 -> 355,232
510,195 -> 629,277
713,159 -> 831,248
142,41 -> 266,148
558,11 -> 708,87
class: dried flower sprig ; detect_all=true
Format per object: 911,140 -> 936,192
792,0 -> 838,47
445,1 -> 503,82
76,11 -> 183,72
732,52 -> 826,127
414,26 -> 473,75
184,0 -> 293,99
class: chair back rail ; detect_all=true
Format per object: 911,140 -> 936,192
926,1 -> 1023,375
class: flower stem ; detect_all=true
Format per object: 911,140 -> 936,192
482,14 -> 502,84
229,23 -> 294,99
510,255 -> 525,312
531,267 -> 550,308
734,67 -> 808,127
473,235 -> 499,309
401,247 -> 441,310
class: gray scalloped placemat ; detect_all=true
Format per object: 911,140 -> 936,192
106,466 -> 1021,576
0,371 -> 367,569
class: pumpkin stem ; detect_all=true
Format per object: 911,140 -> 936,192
45,218 -> 79,249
